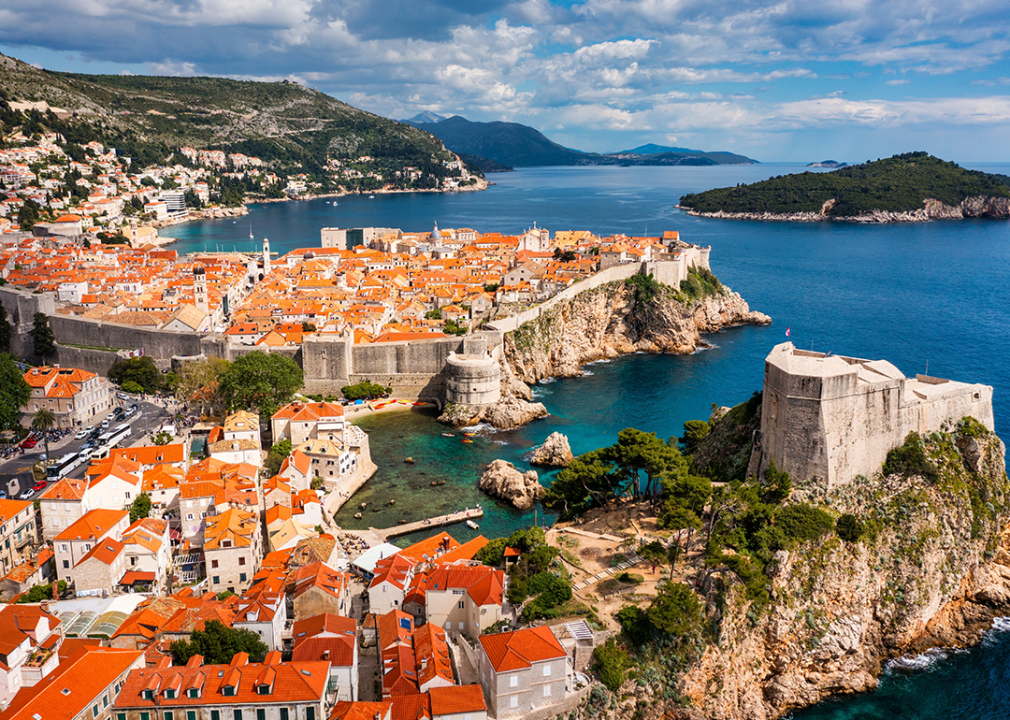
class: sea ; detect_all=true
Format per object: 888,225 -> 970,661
162,163 -> 1010,717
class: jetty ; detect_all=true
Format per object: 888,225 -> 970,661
346,507 -> 485,544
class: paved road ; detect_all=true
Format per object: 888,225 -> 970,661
0,399 -> 171,501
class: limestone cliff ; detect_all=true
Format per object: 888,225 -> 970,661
684,195 -> 1010,223
503,280 -> 770,386
562,425 -> 1010,720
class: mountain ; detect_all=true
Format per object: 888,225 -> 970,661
407,115 -> 587,167
678,152 -> 1010,218
404,111 -> 448,124
405,114 -> 756,167
619,143 -> 704,155
457,153 -> 514,173
0,53 -> 456,173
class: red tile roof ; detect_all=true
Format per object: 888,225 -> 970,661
330,701 -> 392,720
55,508 -> 128,541
428,685 -> 487,716
477,625 -> 566,673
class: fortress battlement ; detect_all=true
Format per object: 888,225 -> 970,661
760,342 -> 994,488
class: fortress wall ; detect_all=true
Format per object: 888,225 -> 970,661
0,286 -> 55,330
487,262 -> 646,333
760,364 -> 830,484
47,315 -> 207,359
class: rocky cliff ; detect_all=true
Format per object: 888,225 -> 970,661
561,424 -> 1010,720
503,280 -> 770,386
683,195 -> 1010,223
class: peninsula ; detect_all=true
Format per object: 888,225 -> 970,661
678,152 -> 1010,222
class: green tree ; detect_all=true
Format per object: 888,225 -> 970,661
679,419 -> 710,453
16,580 -> 66,603
109,356 -> 162,393
174,357 -> 231,415
169,620 -> 268,665
592,638 -> 631,692
541,452 -> 617,520
598,428 -> 686,499
836,513 -> 865,543
31,408 -> 56,463
0,354 -> 31,432
121,381 -> 144,394
341,380 -> 391,401
0,305 -> 11,354
29,313 -> 57,363
647,581 -> 703,639
219,351 -> 304,418
129,492 -> 152,523
263,439 -> 293,477
17,199 -> 41,230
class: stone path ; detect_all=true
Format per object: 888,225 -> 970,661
571,553 -> 641,591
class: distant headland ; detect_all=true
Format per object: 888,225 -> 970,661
678,152 -> 1010,223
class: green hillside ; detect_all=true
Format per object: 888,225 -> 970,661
0,53 -> 458,183
679,152 -> 1010,216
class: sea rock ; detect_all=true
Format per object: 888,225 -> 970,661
478,459 -> 543,510
530,432 -> 574,467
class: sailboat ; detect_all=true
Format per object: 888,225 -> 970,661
248,221 -> 254,240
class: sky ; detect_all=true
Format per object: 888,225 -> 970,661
1,0 -> 1009,162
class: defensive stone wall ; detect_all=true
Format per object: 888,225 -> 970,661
760,342 -> 994,488
444,353 -> 501,405
0,285 -> 55,331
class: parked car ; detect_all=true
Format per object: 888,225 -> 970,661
75,429 -> 89,439
32,480 -> 47,492
18,489 -> 33,500
20,438 -> 37,449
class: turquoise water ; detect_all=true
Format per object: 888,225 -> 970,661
167,164 -> 1010,717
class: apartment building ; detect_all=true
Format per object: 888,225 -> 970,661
477,626 -> 569,719
53,509 -> 130,586
0,500 -> 38,579
204,509 -> 262,595
21,366 -> 113,429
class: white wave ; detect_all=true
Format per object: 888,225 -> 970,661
884,647 -> 957,675
538,377 -> 556,384
493,440 -> 510,446
581,370 -> 594,376
692,343 -> 719,354
584,359 -> 612,365
531,386 -> 552,398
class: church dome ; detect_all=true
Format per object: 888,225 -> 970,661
429,223 -> 443,241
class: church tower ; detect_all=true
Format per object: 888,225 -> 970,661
263,237 -> 271,277
193,266 -> 208,312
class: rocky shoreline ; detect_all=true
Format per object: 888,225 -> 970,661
678,195 -> 1010,223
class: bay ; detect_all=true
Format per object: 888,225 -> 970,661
164,163 -> 1010,717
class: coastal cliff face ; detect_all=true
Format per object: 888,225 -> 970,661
563,426 -> 1010,720
684,195 -> 1010,223
503,280 -> 770,386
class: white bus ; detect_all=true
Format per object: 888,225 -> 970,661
93,424 -> 132,460
46,452 -> 87,480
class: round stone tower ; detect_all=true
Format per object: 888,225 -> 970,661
444,352 -> 501,406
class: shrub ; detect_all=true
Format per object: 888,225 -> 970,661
836,513 -> 865,543
615,604 -> 652,645
341,380 -> 392,401
679,420 -> 710,452
625,273 -> 662,304
776,503 -> 834,542
593,638 -> 631,692
121,380 -> 144,394
883,432 -> 937,481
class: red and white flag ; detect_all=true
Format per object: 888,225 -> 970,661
785,327 -> 791,337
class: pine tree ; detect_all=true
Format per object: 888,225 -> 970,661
29,313 -> 57,363
0,305 -> 11,354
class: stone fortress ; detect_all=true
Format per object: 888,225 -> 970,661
757,342 -> 994,488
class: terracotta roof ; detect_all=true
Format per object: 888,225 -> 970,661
115,658 -> 329,708
330,701 -> 391,720
120,571 -> 156,585
204,508 -> 258,549
0,647 -> 144,720
0,604 -> 60,660
478,625 -> 566,673
40,478 -> 88,501
435,536 -> 488,565
399,532 -> 458,565
412,624 -> 452,689
0,499 -> 32,523
77,536 -> 125,566
55,508 -> 128,542
428,685 -> 487,716
389,694 -> 429,720
369,554 -> 414,592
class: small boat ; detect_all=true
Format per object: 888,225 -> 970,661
360,502 -> 367,509
466,520 -> 479,530
354,512 -> 362,519
430,480 -> 445,487
463,432 -> 476,437
388,499 -> 396,506
369,194 -> 375,199
462,439 -> 473,444
441,433 -> 454,438
404,457 -> 415,464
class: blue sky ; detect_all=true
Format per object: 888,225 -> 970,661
2,0 -> 1009,162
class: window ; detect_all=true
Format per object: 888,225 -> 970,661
164,690 -> 176,699
213,576 -> 220,585
223,686 -> 235,697
187,689 -> 199,698
233,709 -> 242,720
280,710 -> 289,720
509,675 -> 518,688
63,560 -> 70,569
257,711 -> 266,720
542,685 -> 552,698
117,714 -> 127,720
164,712 -> 173,720
103,696 -> 110,707
239,573 -> 247,583
186,514 -> 194,521
239,557 -> 246,566
306,708 -> 315,720
510,697 -> 519,709
60,544 -> 68,552
257,684 -> 270,696
542,664 -> 552,677
211,712 -> 220,720
143,690 -> 154,700
458,621 -> 464,630
458,601 -> 465,609
141,714 -> 150,720
211,559 -> 219,569
93,705 -> 101,718
84,544 -> 91,551
188,713 -> 196,720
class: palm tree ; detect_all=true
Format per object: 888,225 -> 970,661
30,408 -> 56,468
